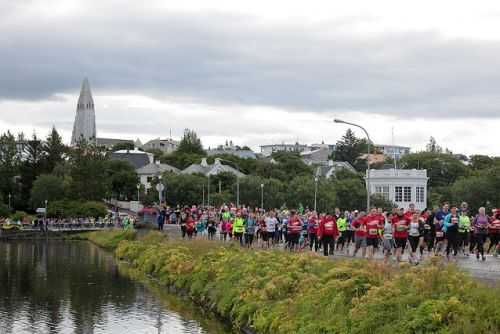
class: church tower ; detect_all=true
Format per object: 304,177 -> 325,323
71,78 -> 97,145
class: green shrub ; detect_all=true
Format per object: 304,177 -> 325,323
114,241 -> 500,334
0,203 -> 10,218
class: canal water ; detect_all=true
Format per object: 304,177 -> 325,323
0,240 -> 232,334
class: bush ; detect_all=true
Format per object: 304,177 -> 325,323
47,200 -> 107,218
85,230 -> 137,250
10,211 -> 32,222
113,241 -> 500,334
0,203 -> 10,218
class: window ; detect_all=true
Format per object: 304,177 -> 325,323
416,186 -> 425,203
147,177 -> 153,183
375,185 -> 390,200
395,186 -> 403,202
403,186 -> 412,202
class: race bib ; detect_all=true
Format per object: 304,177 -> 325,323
436,231 -> 444,238
369,228 -> 378,235
424,225 -> 431,230
396,224 -> 406,232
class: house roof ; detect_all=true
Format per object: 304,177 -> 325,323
182,158 -> 245,177
136,163 -> 179,175
110,151 -> 152,169
206,149 -> 257,159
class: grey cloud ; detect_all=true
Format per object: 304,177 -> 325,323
1,3 -> 500,119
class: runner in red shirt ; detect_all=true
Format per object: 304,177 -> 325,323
487,211 -> 500,256
287,210 -> 302,252
352,212 -> 367,258
186,216 -> 196,239
392,208 -> 409,262
365,208 -> 384,259
404,203 -> 417,222
318,214 -> 338,256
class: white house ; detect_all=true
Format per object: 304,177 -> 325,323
142,138 -> 179,154
260,143 -> 309,157
375,144 -> 411,159
136,161 -> 179,190
182,158 -> 245,177
366,169 -> 428,210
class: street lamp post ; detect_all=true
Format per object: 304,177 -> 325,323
44,200 -> 48,219
334,118 -> 372,211
207,175 -> 211,207
8,193 -> 11,210
260,183 -> 264,210
218,158 -> 242,208
314,177 -> 318,212
136,184 -> 141,203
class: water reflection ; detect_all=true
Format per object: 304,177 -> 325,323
0,241 -> 231,334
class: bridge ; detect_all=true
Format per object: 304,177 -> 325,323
0,224 -> 118,240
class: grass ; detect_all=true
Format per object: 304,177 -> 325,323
114,238 -> 500,334
71,229 -> 137,250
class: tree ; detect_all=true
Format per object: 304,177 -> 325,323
425,136 -> 443,153
469,155 -> 494,171
370,194 -> 397,212
42,126 -> 65,173
67,139 -> 109,201
0,203 -> 10,218
332,173 -> 367,211
176,129 -> 205,155
31,174 -> 66,208
333,129 -> 369,169
19,133 -> 45,209
161,172 -> 206,206
0,131 -> 20,206
111,142 -> 135,152
285,176 -> 336,213
104,160 -> 139,200
399,152 -> 469,188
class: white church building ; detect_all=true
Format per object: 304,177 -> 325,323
366,169 -> 429,210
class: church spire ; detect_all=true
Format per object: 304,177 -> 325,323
71,78 -> 97,145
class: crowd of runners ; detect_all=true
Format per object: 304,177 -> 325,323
156,202 -> 500,264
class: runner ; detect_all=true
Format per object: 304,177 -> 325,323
287,210 -> 302,252
186,214 -> 195,239
365,208 -> 384,260
408,213 -> 423,264
392,208 -> 409,263
487,210 -> 500,257
336,211 -> 348,253
382,213 -> 395,264
422,208 -> 436,253
352,211 -> 367,258
264,211 -> 277,249
307,212 -> 320,252
434,203 -> 449,255
243,211 -> 256,247
232,211 -> 245,246
443,206 -> 460,260
318,213 -> 338,256
473,207 -> 489,261
458,208 -> 471,256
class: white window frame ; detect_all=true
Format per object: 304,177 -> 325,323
395,186 -> 403,202
403,186 -> 412,202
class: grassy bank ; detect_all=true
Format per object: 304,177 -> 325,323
114,239 -> 500,334
70,229 -> 137,250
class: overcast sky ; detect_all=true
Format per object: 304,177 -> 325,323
1,0 -> 500,155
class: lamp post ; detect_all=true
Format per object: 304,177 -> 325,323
314,177 -> 318,212
218,158 -> 242,208
334,118 -> 372,211
260,183 -> 264,210
8,193 -> 11,210
44,200 -> 48,219
136,184 -> 141,203
207,174 -> 211,207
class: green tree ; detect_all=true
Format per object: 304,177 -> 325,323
0,203 -> 10,218
425,136 -> 443,153
333,129 -> 369,169
332,172 -> 367,211
285,176 -> 336,213
19,133 -> 45,209
31,174 -> 66,208
469,155 -> 494,171
176,129 -> 205,155
42,126 -> 65,173
67,139 -> 109,201
161,172 -> 206,206
111,142 -> 135,152
104,160 -> 139,200
0,131 -> 20,206
399,152 -> 469,188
